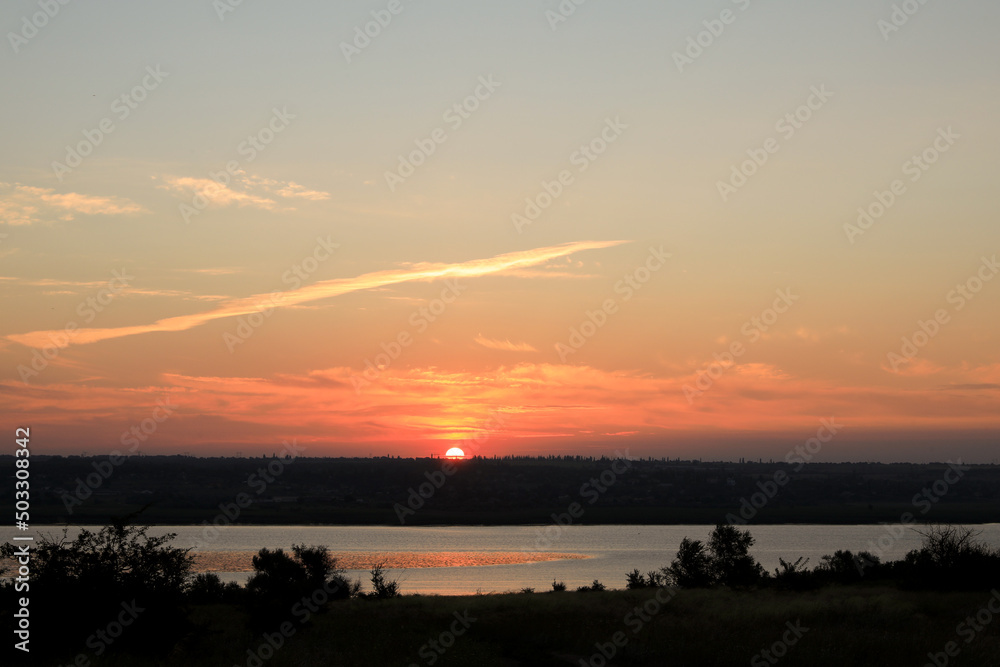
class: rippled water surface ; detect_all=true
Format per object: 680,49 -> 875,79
32,524 -> 1000,595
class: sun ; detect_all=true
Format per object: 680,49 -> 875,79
444,447 -> 466,459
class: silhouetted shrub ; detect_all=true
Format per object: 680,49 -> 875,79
626,569 -> 669,589
667,537 -> 714,588
551,580 -> 567,592
896,525 -> 1000,590
0,519 -> 193,659
707,524 -> 764,587
366,562 -> 401,599
244,544 -> 358,627
187,573 -> 245,604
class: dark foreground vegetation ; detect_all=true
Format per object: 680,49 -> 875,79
3,520 -> 1000,666
7,454 -> 1000,526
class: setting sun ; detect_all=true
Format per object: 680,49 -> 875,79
445,447 -> 466,459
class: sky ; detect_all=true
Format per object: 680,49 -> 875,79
1,0 -> 998,462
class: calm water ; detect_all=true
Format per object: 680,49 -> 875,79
32,524 -> 1000,595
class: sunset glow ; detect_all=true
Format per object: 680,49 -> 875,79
1,1 -> 998,463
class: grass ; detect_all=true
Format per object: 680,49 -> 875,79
80,585 -> 1000,667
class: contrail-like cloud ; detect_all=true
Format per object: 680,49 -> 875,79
9,239 -> 628,349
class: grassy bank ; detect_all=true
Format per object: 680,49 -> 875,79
81,585 -> 1000,667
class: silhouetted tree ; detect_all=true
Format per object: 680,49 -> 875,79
707,524 -> 764,587
667,537 -> 713,588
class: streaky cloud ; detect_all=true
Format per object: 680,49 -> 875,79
7,239 -> 628,349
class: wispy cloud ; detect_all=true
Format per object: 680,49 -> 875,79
0,182 -> 143,225
155,171 -> 329,211
474,335 -> 538,352
7,240 -> 628,349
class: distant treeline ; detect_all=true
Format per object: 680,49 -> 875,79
5,455 -> 999,526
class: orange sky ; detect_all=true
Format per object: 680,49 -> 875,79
2,1 -> 999,462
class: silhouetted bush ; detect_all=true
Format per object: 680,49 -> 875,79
896,525 -> 1000,590
0,518 -> 193,659
707,524 -> 764,587
576,579 -> 606,592
244,544 -> 359,628
626,569 -> 669,589
186,573 -> 245,604
771,557 -> 818,591
551,580 -> 567,592
666,537 -> 714,588
365,562 -> 401,599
